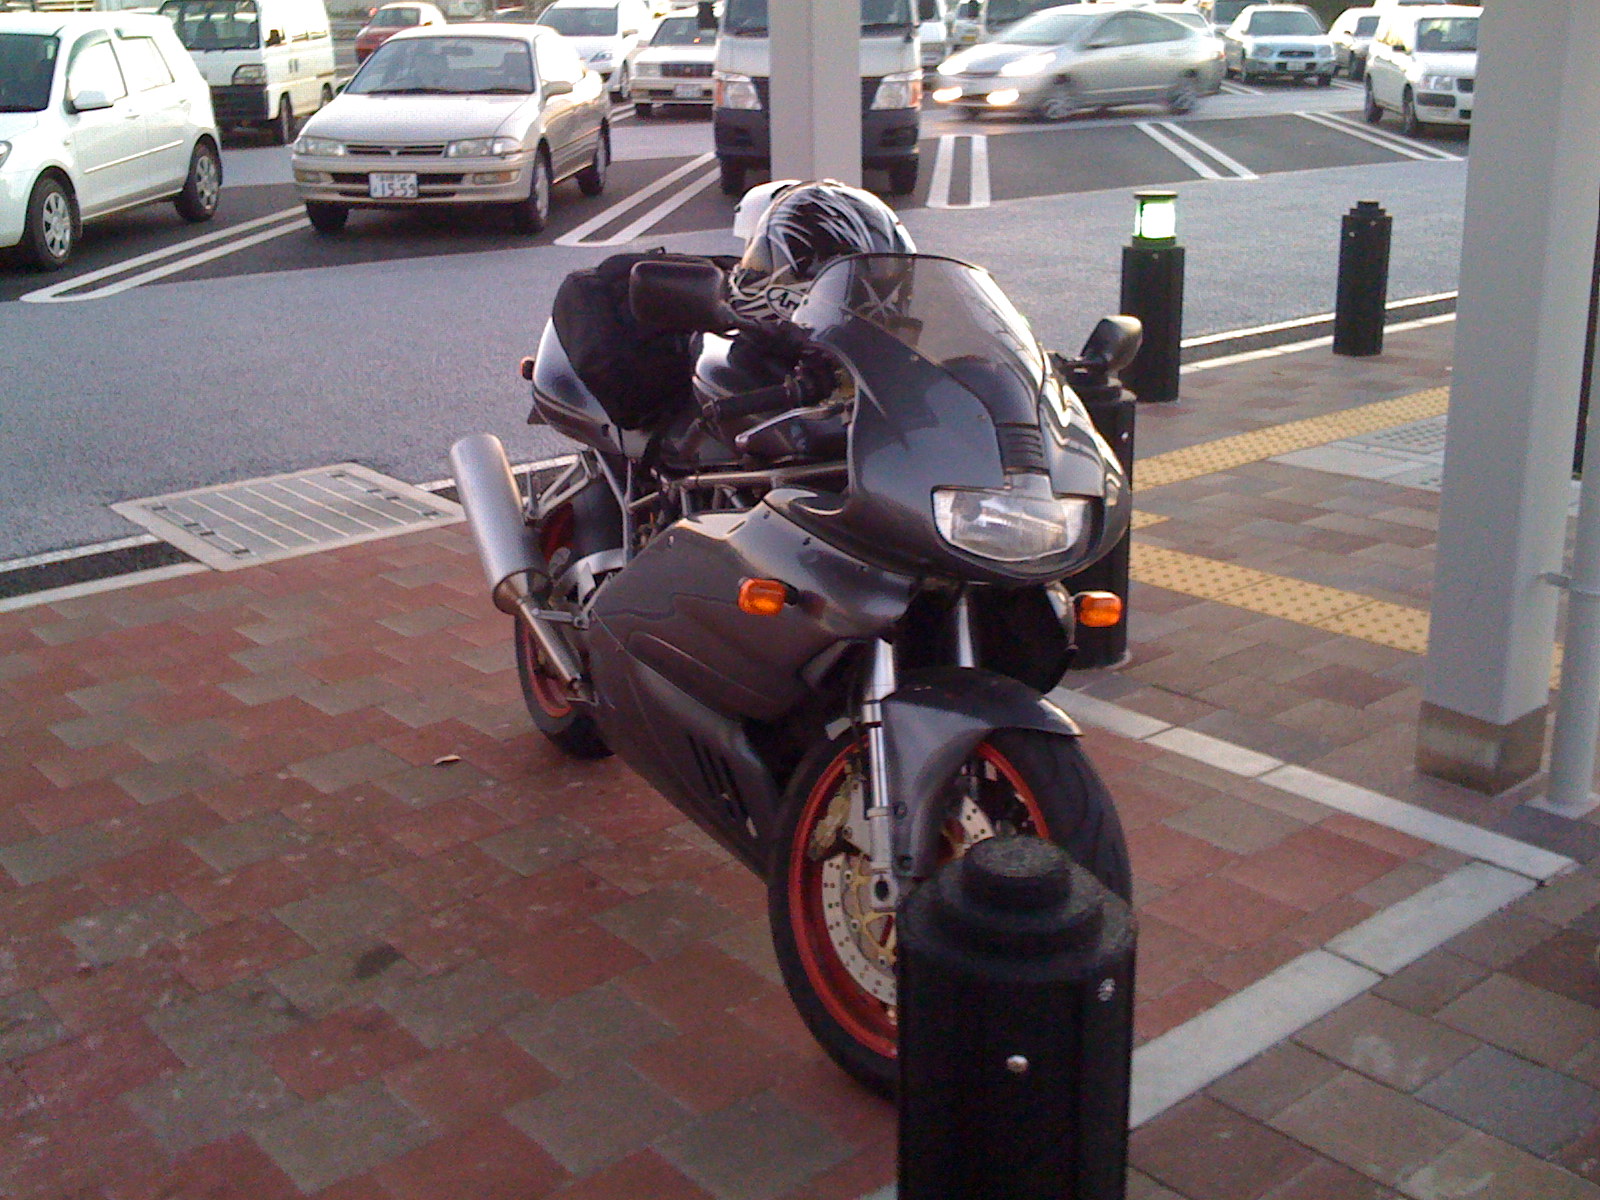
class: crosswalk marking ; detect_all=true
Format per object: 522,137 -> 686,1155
927,133 -> 991,209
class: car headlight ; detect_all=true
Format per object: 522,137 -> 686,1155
232,63 -> 266,84
445,137 -> 522,157
1420,74 -> 1457,91
589,50 -> 612,64
933,475 -> 1094,563
0,141 -> 9,170
715,71 -> 761,110
998,52 -> 1054,78
294,135 -> 344,156
633,61 -> 659,77
871,68 -> 922,110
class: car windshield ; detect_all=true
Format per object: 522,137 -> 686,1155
723,0 -> 914,36
1415,16 -> 1476,52
372,6 -> 422,25
1246,10 -> 1322,35
347,35 -> 535,92
1210,0 -> 1253,24
1164,11 -> 1208,31
0,31 -> 56,111
159,0 -> 261,50
536,6 -> 616,35
997,10 -> 1093,45
1353,15 -> 1378,35
650,15 -> 711,44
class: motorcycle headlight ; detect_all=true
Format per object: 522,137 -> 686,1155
294,135 -> 345,156
445,137 -> 521,157
233,63 -> 266,84
998,52 -> 1054,78
715,71 -> 762,110
933,475 -> 1094,563
871,68 -> 922,110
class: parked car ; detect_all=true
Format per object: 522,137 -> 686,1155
354,0 -> 446,63
1329,5 -> 1379,79
534,0 -> 650,95
1363,4 -> 1476,136
1146,2 -> 1223,92
290,23 -> 610,235
917,0 -> 949,68
1221,3 -> 1334,85
932,4 -> 1215,119
1196,0 -> 1255,29
626,8 -> 713,116
0,11 -> 221,269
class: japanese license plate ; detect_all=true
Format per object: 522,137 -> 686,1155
673,83 -> 703,98
369,172 -> 418,199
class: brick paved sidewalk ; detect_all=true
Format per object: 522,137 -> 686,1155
2,320 -> 1599,1199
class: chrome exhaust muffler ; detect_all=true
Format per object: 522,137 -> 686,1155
448,433 -> 585,690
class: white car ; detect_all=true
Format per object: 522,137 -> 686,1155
1329,5 -> 1379,79
1221,3 -> 1336,86
1363,4 -> 1476,136
627,9 -> 714,116
290,24 -> 610,235
535,0 -> 651,95
0,12 -> 221,270
1146,3 -> 1224,93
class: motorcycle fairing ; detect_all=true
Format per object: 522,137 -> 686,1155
529,321 -> 653,459
879,666 -> 1088,880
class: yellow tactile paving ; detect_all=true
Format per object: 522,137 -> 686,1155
1137,387 -> 1450,489
1129,510 -> 1169,530
1317,600 -> 1432,655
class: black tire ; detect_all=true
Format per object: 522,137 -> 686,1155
1034,79 -> 1080,121
1400,88 -> 1424,137
1363,80 -> 1383,124
576,127 -> 609,197
768,725 -> 1130,1097
634,101 -> 654,118
272,93 -> 295,145
886,157 -> 918,197
21,173 -> 76,271
174,139 -> 222,223
718,158 -> 745,197
1165,75 -> 1199,115
513,620 -> 611,759
1350,58 -> 1365,82
1316,72 -> 1333,88
510,150 -> 553,234
304,201 -> 348,233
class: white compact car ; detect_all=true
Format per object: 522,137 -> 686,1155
627,10 -> 715,116
1363,4 -> 1476,136
1221,3 -> 1337,86
535,0 -> 651,94
0,12 -> 222,270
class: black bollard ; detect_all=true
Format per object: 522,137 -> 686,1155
1119,191 -> 1184,404
898,836 -> 1137,1200
1063,366 -> 1135,670
1333,201 -> 1392,357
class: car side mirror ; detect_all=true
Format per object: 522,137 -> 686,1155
630,259 -> 737,333
68,88 -> 114,112
266,28 -> 285,45
543,78 -> 573,96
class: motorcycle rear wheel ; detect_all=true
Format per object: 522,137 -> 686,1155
512,621 -> 611,760
768,726 -> 1130,1097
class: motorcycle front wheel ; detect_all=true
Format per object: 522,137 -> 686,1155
768,726 -> 1131,1097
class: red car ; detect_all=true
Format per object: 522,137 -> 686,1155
354,1 -> 447,62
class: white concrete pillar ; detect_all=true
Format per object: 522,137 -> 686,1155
1418,0 -> 1600,793
770,0 -> 861,184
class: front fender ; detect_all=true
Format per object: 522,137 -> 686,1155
881,667 -> 1081,880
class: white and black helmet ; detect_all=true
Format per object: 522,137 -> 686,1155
728,180 -> 916,322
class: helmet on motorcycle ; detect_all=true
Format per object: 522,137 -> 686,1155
732,178 -> 801,245
728,179 -> 916,322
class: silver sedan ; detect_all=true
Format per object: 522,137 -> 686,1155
931,4 -> 1217,120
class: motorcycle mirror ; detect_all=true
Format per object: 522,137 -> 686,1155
1076,315 -> 1143,374
629,259 -> 739,334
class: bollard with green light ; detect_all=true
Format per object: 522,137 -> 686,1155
1119,190 -> 1185,404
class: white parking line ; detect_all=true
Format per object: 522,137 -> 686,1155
553,151 -> 715,246
926,133 -> 990,209
578,165 -> 720,246
19,206 -> 307,304
1298,110 -> 1462,162
1136,121 -> 1258,181
1331,78 -> 1365,92
1218,79 -> 1262,96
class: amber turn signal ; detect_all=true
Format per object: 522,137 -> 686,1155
1074,591 -> 1123,628
738,578 -> 791,616
519,356 -> 536,381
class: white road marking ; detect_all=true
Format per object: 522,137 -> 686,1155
573,165 -> 719,246
19,206 -> 307,304
1137,120 -> 1258,181
926,133 -> 990,209
1219,79 -> 1262,96
1182,291 -> 1458,348
1298,109 -> 1462,162
553,151 -> 715,246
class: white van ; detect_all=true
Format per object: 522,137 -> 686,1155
535,0 -> 651,95
158,0 -> 336,143
916,0 -> 948,68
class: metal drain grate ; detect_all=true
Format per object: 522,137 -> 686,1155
1346,416 -> 1448,458
111,464 -> 462,570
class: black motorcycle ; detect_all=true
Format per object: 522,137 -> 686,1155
450,251 -> 1137,1095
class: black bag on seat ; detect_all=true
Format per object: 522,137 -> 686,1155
548,249 -> 707,431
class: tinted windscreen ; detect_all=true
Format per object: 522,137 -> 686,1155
1354,16 -> 1378,35
348,35 -> 534,92
1246,10 -> 1323,35
0,32 -> 56,111
723,0 -> 914,35
159,0 -> 261,50
996,10 -> 1093,44
536,7 -> 616,35
650,16 -> 711,45
373,6 -> 422,25
1415,17 -> 1476,52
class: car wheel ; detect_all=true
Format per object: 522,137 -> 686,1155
21,173 -> 76,271
1317,72 -> 1332,87
634,100 -> 653,118
272,94 -> 295,145
1034,79 -> 1080,121
1165,75 -> 1199,115
304,201 -> 348,234
1350,57 -> 1365,82
174,139 -> 222,223
1400,89 -> 1427,137
886,158 -> 918,197
1363,80 -> 1383,124
510,150 -> 553,234
718,158 -> 745,197
576,127 -> 609,197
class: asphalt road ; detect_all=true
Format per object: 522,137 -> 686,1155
0,81 -> 1469,566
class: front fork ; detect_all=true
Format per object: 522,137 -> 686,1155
853,591 -> 978,912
